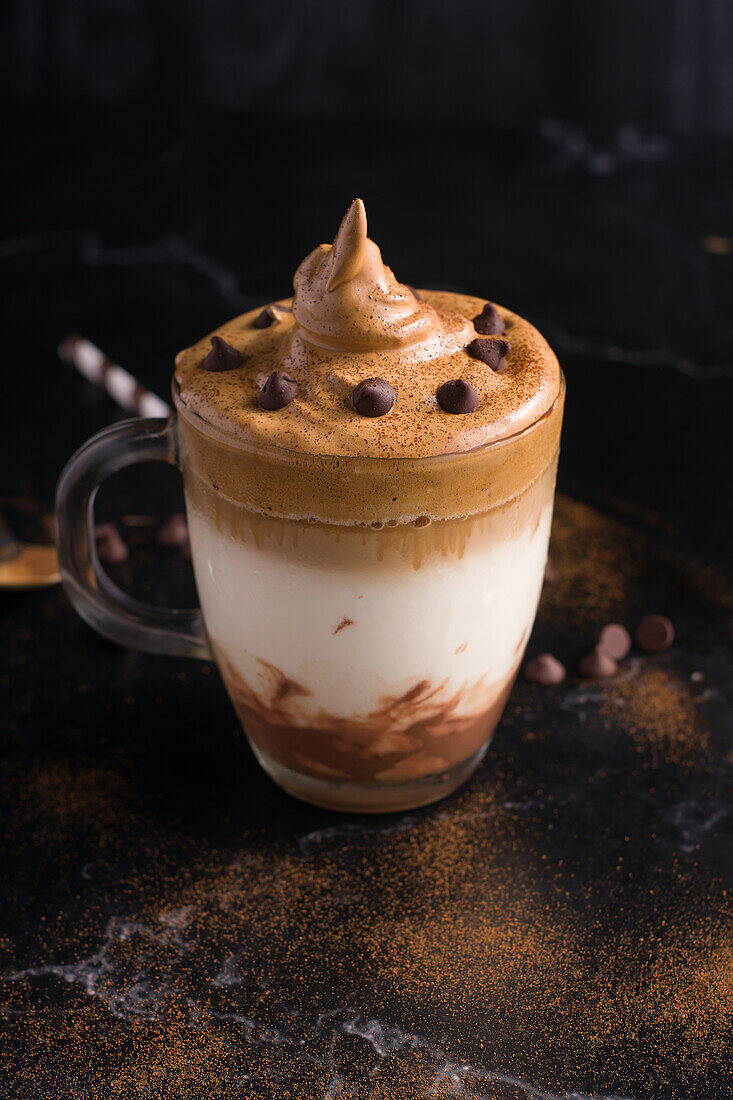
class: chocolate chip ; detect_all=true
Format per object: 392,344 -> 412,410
259,370 -> 298,410
467,337 -> 511,370
578,645 -> 618,679
253,304 -> 285,329
524,653 -> 566,685
406,285 -> 422,301
598,623 -> 632,661
352,378 -> 395,417
544,559 -> 558,584
202,335 -> 245,372
157,513 -> 190,554
472,303 -> 506,335
437,378 -> 480,414
635,614 -> 675,654
94,523 -> 129,565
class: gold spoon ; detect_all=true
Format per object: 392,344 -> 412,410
0,512 -> 60,590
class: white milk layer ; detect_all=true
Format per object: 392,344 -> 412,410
187,498 -> 554,721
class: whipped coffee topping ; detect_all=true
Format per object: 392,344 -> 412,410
174,199 -> 561,460
291,198 -> 449,353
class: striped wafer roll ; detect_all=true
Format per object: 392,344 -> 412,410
58,333 -> 172,418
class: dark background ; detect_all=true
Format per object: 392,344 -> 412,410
2,4 -> 733,1099
4,0 -> 733,132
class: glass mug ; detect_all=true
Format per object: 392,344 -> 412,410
56,375 -> 564,813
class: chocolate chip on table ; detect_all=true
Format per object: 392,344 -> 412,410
157,513 -> 190,554
466,337 -> 511,370
472,303 -> 506,335
405,285 -> 422,300
253,304 -> 285,329
524,653 -> 566,685
352,378 -> 395,417
437,378 -> 480,414
635,614 -> 675,654
598,622 -> 632,661
94,523 -> 129,565
259,370 -> 298,410
578,645 -> 618,679
202,335 -> 245,372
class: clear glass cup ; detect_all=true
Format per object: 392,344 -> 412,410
55,374 -> 564,813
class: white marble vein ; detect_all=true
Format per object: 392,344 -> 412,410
0,228 -> 247,309
297,816 -> 418,855
6,907 -> 196,1019
2,223 -> 730,381
540,322 -> 733,381
81,234 -> 245,309
666,798 -> 729,854
3,914 -> 636,1099
539,119 -> 670,176
433,1059 -> 633,1099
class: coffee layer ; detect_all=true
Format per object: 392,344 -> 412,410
176,396 -> 562,526
182,458 -> 557,572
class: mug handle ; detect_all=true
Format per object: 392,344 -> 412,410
55,416 -> 212,660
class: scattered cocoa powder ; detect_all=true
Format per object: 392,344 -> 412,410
0,757 -> 136,854
2,492 -> 733,1096
540,496 -> 640,626
596,663 -> 710,767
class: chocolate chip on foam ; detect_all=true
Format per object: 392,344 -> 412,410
473,303 -> 506,335
352,378 -> 395,417
467,337 -> 511,371
260,370 -> 298,411
253,304 -> 285,329
437,379 -> 480,414
202,335 -> 245,372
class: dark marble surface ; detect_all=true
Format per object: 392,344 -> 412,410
1,107 -> 733,1098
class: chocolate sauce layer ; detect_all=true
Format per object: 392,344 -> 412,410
217,650 -> 518,787
174,199 -> 561,460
